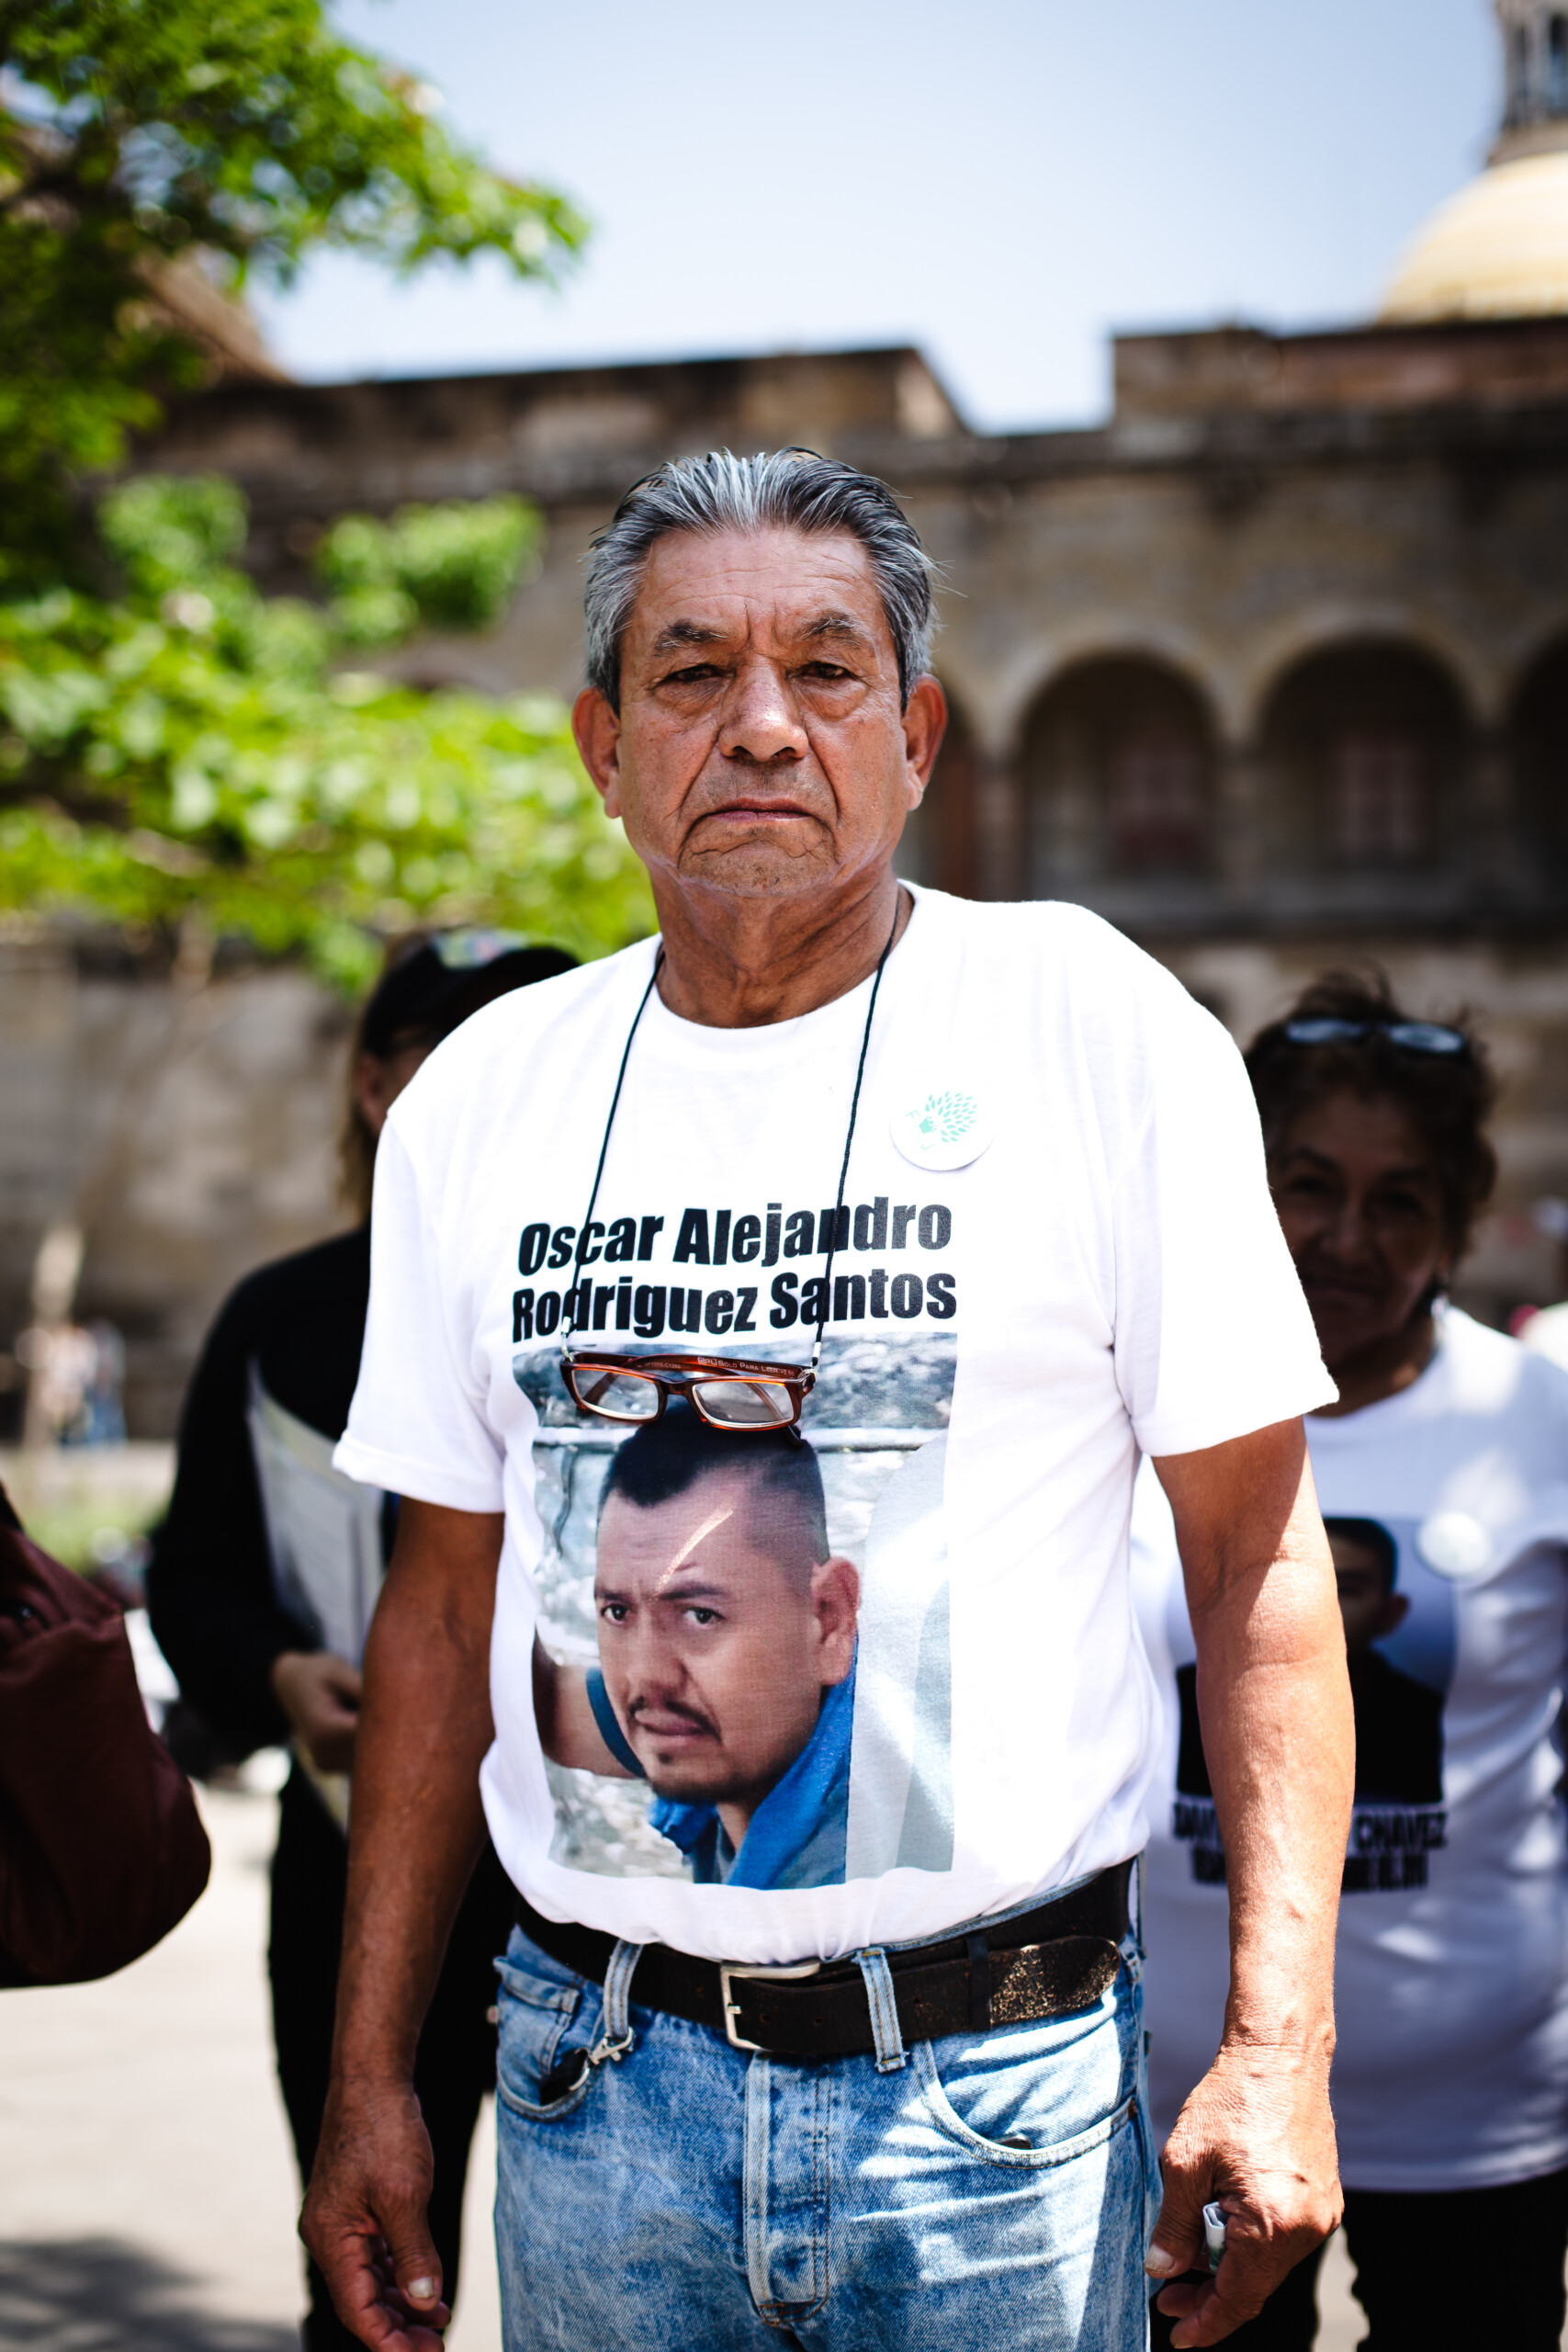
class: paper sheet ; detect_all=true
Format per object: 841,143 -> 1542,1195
247,1367 -> 387,1668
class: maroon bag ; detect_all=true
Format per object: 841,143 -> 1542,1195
0,1487 -> 210,1986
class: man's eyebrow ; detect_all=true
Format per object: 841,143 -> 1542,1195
649,618 -> 728,657
657,1577 -> 728,1602
798,609 -> 875,650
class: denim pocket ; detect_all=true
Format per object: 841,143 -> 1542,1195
913,1966 -> 1139,2170
494,1945 -> 596,2122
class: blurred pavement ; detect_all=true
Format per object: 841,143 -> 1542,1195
0,1776 -> 502,2352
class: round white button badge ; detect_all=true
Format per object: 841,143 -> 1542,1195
891,1084 -> 995,1172
1415,1510 -> 1495,1582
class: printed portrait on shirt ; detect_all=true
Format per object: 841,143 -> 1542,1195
1174,1513 -> 1455,1895
516,1328 -> 956,1890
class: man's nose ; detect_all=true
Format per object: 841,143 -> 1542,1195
623,1622 -> 685,1699
718,659 -> 807,766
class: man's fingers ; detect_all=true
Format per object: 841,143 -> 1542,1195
382,2215 -> 444,2324
1164,2240 -> 1296,2347
1145,2171 -> 1205,2281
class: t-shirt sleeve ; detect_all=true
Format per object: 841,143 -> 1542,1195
333,1117 -> 506,1511
1111,991 -> 1336,1457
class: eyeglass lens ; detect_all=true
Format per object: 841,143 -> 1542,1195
690,1377 -> 796,1428
568,1367 -> 661,1421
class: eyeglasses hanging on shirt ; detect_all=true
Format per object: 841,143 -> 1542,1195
558,906 -> 901,1435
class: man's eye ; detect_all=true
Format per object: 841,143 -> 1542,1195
800,661 -> 852,681
683,1607 -> 720,1626
661,663 -> 723,685
600,1603 -> 628,1623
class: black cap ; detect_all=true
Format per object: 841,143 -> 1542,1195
360,931 -> 578,1058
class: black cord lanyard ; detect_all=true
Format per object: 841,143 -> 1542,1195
560,909 -> 901,1372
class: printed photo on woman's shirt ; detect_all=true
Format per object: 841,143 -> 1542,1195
1173,1514 -> 1455,1894
515,1332 -> 956,1890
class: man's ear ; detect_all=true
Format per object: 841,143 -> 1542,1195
811,1557 -> 861,1683
1376,1591 -> 1411,1639
573,686 -> 623,818
902,674 -> 947,810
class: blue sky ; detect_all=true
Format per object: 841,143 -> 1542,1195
257,0 -> 1498,431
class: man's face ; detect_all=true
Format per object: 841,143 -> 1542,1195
1328,1528 -> 1409,1658
593,1464 -> 858,1815
572,526 -> 945,908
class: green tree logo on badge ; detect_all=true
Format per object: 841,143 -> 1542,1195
916,1091 -> 978,1147
892,1081 -> 993,1170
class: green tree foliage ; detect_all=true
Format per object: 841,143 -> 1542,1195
0,477 -> 653,991
317,496 -> 544,643
0,9 -> 643,987
0,0 -> 587,582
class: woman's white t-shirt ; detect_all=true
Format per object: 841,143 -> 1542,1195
1136,1306 -> 1568,2190
339,888 -> 1331,1965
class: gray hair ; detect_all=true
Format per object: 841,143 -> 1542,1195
582,448 -> 937,711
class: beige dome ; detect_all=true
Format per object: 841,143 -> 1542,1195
1380,149 -> 1568,322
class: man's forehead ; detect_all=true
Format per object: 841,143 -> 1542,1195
626,526 -> 890,650
598,1469 -> 804,1578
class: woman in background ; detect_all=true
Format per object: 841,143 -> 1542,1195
1139,971 -> 1568,2352
150,933 -> 575,2352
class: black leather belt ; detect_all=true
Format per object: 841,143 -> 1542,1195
515,1860 -> 1131,2063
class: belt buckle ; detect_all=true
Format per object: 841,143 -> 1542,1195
717,1958 -> 821,2053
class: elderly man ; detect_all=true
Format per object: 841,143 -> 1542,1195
304,451 -> 1353,2352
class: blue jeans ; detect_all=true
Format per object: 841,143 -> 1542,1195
492,1907 -> 1157,2350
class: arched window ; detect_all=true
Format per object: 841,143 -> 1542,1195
1021,657 -> 1216,897
1107,729 -> 1210,870
1549,14 -> 1568,113
1258,643 -> 1466,878
1326,731 -> 1431,866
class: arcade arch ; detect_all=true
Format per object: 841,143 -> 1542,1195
1019,656 -> 1218,898
1255,641 -> 1471,878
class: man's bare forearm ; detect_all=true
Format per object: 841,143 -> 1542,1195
332,1499 -> 504,2086
1161,1425 -> 1352,2052
1147,1421 -> 1352,2342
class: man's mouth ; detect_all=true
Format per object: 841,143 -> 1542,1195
630,1703 -> 718,1746
700,797 -> 817,824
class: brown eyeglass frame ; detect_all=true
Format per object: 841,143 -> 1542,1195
560,1349 -> 816,1431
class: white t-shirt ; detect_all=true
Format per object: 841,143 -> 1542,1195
338,888 -> 1331,1965
1136,1306 -> 1568,2190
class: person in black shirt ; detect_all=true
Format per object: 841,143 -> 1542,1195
1176,1517 -> 1442,1814
149,933 -> 574,2352
1326,1516 -> 1443,1807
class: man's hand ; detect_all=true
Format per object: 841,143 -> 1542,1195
302,2079 -> 450,2351
271,1648 -> 362,1773
1146,2041 -> 1342,2347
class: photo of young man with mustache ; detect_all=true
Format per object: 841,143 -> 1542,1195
533,1404 -> 860,1889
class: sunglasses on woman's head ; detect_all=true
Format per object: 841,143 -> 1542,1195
1282,1019 -> 1469,1057
562,1350 -> 814,1432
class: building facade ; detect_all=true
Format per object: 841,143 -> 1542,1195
6,1 -> 1567,1429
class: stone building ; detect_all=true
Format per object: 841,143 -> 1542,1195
5,0 -> 1567,1431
